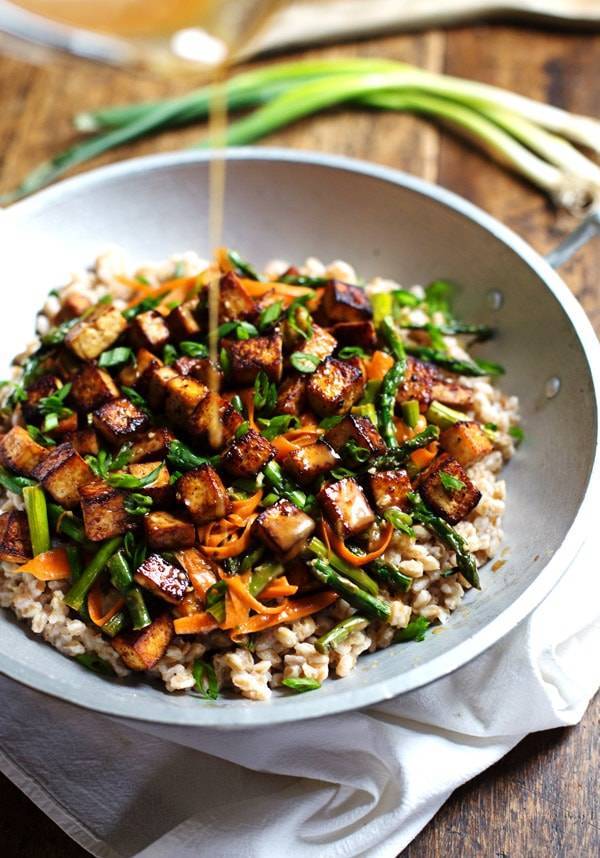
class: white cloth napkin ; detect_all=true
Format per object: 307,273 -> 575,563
1,525 -> 598,858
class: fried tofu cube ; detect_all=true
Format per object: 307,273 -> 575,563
188,393 -> 243,449
92,397 -> 150,446
79,480 -> 131,540
173,356 -> 202,378
127,462 -> 173,506
119,348 -> 162,391
318,477 -> 375,537
282,440 -> 340,486
146,366 -> 179,411
62,428 -> 99,457
294,324 -> 337,361
70,364 -> 120,412
440,421 -> 493,467
56,291 -> 92,323
322,280 -> 371,323
254,498 -> 315,560
420,454 -> 481,524
187,357 -> 224,390
46,411 -> 79,439
128,427 -> 175,464
0,426 -> 48,477
222,332 -> 283,385
368,469 -> 412,511
221,429 -> 275,478
65,305 -> 128,360
332,321 -> 377,350
176,464 -> 231,524
396,357 -> 436,411
112,613 -> 174,670
144,511 -> 196,550
31,442 -> 93,508
129,310 -> 171,352
164,376 -> 208,428
430,380 -> 474,409
167,299 -> 201,341
306,357 -> 365,417
134,554 -> 190,604
218,271 -> 257,323
276,375 -> 306,416
324,414 -> 386,456
22,374 -> 61,423
0,511 -> 32,564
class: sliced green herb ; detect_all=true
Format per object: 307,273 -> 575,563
258,300 -> 284,330
26,425 -> 56,447
319,415 -> 344,430
38,382 -> 73,433
74,652 -> 116,676
98,346 -> 134,368
338,346 -> 366,359
253,370 -> 277,413
122,296 -> 161,321
395,616 -> 431,643
40,317 -> 78,347
235,421 -> 251,439
439,471 -> 466,493
290,351 -> 320,373
107,462 -> 162,490
179,341 -> 208,358
167,440 -> 216,472
124,493 -> 154,515
282,677 -> 321,693
193,658 -> 219,700
121,386 -> 150,413
227,249 -> 262,282
509,425 -> 525,443
163,344 -> 178,365
383,507 -> 415,537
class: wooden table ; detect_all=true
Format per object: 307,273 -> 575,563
1,20 -> 599,858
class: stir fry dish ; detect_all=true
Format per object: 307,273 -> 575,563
0,250 -> 521,700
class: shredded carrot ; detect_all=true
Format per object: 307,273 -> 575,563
410,442 -> 439,471
239,278 -> 313,300
175,548 -> 218,600
223,572 -> 251,629
259,577 -> 299,600
87,582 -> 125,628
124,276 -> 197,310
173,612 -> 218,635
272,435 -> 298,460
322,520 -> 394,567
14,547 -> 71,581
367,350 -> 395,381
231,591 -> 338,638
394,416 -> 413,443
200,515 -> 257,558
226,574 -> 286,615
231,489 -> 263,518
282,427 -> 321,443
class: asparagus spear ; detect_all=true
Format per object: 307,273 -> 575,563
426,401 -> 469,429
310,559 -> 392,621
108,551 -> 134,594
407,492 -> 480,589
405,344 -> 504,377
366,425 -> 440,471
308,537 -> 379,596
263,460 -> 309,510
101,611 -> 127,638
315,615 -> 369,653
48,503 -> 88,545
369,560 -> 413,592
377,315 -> 407,447
64,536 -> 123,612
126,587 -> 152,631
400,321 -> 494,341
22,486 -> 50,556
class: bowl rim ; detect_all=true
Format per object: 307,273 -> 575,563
2,146 -> 600,728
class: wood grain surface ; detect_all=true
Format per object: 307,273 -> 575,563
0,20 -> 599,858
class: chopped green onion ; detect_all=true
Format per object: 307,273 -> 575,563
282,677 -> 321,693
74,652 -> 116,676
227,250 -> 262,281
98,347 -> 133,368
338,346 -> 366,359
371,292 -> 393,327
290,352 -> 320,373
383,507 -> 415,537
0,467 -> 36,495
509,425 -> 525,444
315,615 -> 369,653
22,486 -> 50,556
123,493 -> 154,515
401,399 -> 420,428
235,421 -> 251,439
395,616 -> 430,643
427,401 -> 469,429
439,471 -> 466,493
179,341 -> 209,358
258,300 -> 284,330
351,403 -> 379,427
193,658 -> 220,699
257,414 -> 300,440
163,344 -> 178,365
26,425 -> 56,447
121,386 -> 150,413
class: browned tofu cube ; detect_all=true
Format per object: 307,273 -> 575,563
332,321 -> 377,350
420,455 -> 481,524
144,511 -> 196,551
173,356 -> 202,377
146,366 -> 179,411
62,428 -> 100,457
92,397 -> 150,446
176,464 -> 230,524
282,440 -> 340,486
22,374 -> 62,423
222,332 -> 283,385
318,477 -> 375,537
306,357 -> 365,417
221,429 -> 275,478
0,511 -> 32,564
254,498 -> 315,560
31,442 -> 93,508
368,469 -> 412,512
56,291 -> 92,323
276,375 -> 306,416
167,299 -> 201,342
188,393 -> 243,449
0,426 -> 48,477
134,554 -> 190,604
294,324 -> 337,362
127,462 -> 173,506
70,364 -> 120,412
79,480 -> 131,540
129,310 -> 170,352
128,427 -> 175,464
440,421 -> 493,467
218,271 -> 257,323
430,380 -> 474,409
322,280 -> 371,323
396,357 -> 436,411
164,376 -> 208,428
119,348 -> 162,391
324,414 -> 386,456
112,613 -> 173,670
181,356 -> 224,391
65,305 -> 127,360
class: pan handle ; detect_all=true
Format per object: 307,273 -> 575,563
545,208 -> 600,269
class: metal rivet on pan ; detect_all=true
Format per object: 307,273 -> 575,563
487,289 -> 503,310
545,376 -> 561,398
